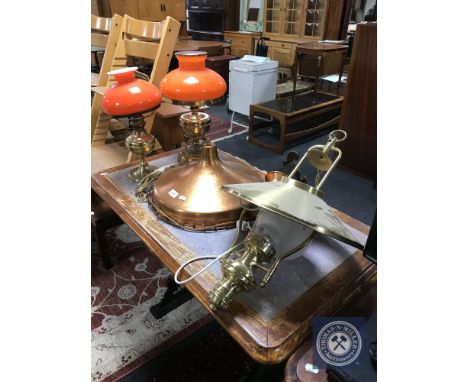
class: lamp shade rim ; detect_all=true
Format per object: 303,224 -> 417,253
107,66 -> 139,76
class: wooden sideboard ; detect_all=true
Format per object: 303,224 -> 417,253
224,31 -> 262,57
107,0 -> 186,22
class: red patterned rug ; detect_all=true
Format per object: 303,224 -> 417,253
91,225 -> 211,382
205,114 -> 247,142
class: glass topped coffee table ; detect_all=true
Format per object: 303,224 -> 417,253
248,91 -> 343,154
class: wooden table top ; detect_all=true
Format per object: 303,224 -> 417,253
175,39 -> 231,52
251,91 -> 343,118
91,72 -> 99,87
296,42 -> 348,54
91,149 -> 375,364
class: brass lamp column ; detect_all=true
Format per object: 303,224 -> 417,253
159,51 -> 227,164
125,115 -> 156,182
178,106 -> 211,163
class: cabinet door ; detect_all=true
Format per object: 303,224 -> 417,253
264,0 -> 282,35
138,0 -> 164,21
109,0 -> 140,17
282,0 -> 304,37
273,47 -> 294,66
303,0 -> 328,38
164,0 -> 186,21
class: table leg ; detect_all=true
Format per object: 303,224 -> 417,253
93,51 -> 100,71
292,51 -> 300,98
337,51 -> 346,97
279,116 -> 287,154
150,276 -> 193,319
315,54 -> 321,94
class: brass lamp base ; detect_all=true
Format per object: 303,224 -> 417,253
128,162 -> 157,183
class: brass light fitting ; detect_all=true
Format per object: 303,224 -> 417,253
174,130 -> 365,310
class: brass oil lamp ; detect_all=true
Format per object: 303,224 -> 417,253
159,51 -> 227,164
102,67 -> 162,182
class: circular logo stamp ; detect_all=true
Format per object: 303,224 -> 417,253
316,320 -> 362,366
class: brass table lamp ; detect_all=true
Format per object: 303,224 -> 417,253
159,51 -> 227,164
102,67 -> 162,182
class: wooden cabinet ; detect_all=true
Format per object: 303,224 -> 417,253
263,0 -> 350,41
109,0 -> 140,18
165,0 -> 186,21
258,0 -> 351,68
109,0 -> 186,22
338,22 -> 377,180
224,31 -> 262,57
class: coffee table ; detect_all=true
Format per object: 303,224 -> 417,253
248,91 -> 343,154
91,149 -> 376,364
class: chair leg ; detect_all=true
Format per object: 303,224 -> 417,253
94,225 -> 113,270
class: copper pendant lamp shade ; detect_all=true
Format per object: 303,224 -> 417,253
151,143 -> 264,230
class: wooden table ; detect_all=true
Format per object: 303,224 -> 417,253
91,149 -> 376,364
248,91 -> 343,154
292,42 -> 348,98
285,284 -> 377,382
175,39 -> 231,54
91,72 -> 99,87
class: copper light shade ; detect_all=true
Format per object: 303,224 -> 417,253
151,143 -> 264,230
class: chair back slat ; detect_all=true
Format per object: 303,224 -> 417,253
125,18 -> 166,40
124,39 -> 160,60
91,33 -> 108,48
91,14 -> 112,32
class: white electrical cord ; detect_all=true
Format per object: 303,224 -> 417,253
174,241 -> 244,285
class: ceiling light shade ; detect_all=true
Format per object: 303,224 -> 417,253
102,67 -> 162,117
159,51 -> 227,105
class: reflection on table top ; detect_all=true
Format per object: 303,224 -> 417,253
254,91 -> 341,115
91,72 -> 99,87
91,149 -> 375,364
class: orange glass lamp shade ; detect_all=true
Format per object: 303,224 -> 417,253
102,67 -> 162,117
160,51 -> 227,104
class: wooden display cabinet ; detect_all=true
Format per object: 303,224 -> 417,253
109,0 -> 186,22
260,0 -> 352,68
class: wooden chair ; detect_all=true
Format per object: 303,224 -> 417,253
91,15 -> 181,174
91,14 -> 113,75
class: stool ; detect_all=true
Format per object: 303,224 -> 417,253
91,190 -> 123,269
206,54 -> 237,88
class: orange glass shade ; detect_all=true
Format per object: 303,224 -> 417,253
102,67 -> 162,117
160,51 -> 227,104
